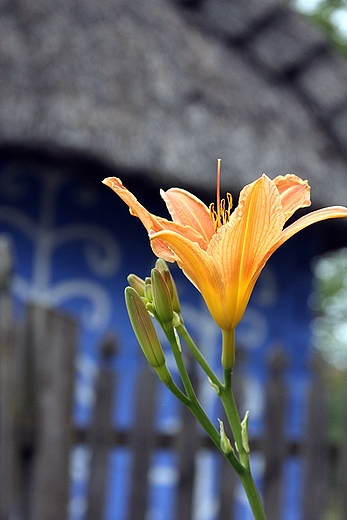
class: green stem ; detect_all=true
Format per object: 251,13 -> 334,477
238,470 -> 268,520
221,368 -> 246,465
175,322 -> 222,390
163,324 -> 197,401
164,378 -> 190,406
163,323 -> 243,473
220,368 -> 268,520
222,328 -> 235,370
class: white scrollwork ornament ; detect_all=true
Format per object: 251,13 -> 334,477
0,165 -> 121,331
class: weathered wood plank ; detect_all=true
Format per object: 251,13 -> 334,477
262,349 -> 287,520
336,382 -> 347,520
0,235 -> 17,520
302,366 -> 329,520
85,335 -> 117,520
128,366 -> 158,520
219,453 -> 238,520
174,362 -> 199,520
25,304 -> 77,520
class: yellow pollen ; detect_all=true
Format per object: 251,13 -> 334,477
209,192 -> 232,231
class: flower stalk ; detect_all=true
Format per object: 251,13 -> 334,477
110,170 -> 347,520
124,265 -> 267,517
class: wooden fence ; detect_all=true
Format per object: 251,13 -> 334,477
1,233 -> 347,520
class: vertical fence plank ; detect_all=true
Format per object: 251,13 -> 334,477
219,445 -> 238,520
263,349 -> 287,520
302,364 -> 329,520
336,382 -> 347,520
0,235 -> 17,520
174,405 -> 197,520
86,335 -> 117,520
26,304 -> 77,520
175,361 -> 199,520
128,366 -> 158,520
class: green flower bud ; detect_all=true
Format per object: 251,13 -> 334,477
124,286 -> 165,368
144,280 -> 153,302
154,259 -> 181,314
151,268 -> 173,324
127,273 -> 146,297
163,270 -> 181,314
155,258 -> 168,273
155,364 -> 173,385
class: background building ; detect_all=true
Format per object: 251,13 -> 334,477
1,1 -> 347,519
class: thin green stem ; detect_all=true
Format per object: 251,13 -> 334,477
163,323 -> 243,473
175,322 -> 222,390
238,470 -> 268,520
163,324 -> 196,400
162,320 -> 268,511
221,368 -> 246,465
164,378 -> 190,406
222,329 -> 235,369
220,368 -> 268,520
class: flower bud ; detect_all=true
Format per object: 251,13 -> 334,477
124,286 -> 165,368
151,268 -> 173,324
127,273 -> 146,297
155,259 -> 181,314
155,364 -> 173,385
155,258 -> 168,273
144,280 -> 153,302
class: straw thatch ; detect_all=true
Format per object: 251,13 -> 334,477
1,0 -> 347,207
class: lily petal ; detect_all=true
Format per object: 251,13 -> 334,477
245,205 -> 347,292
275,206 -> 347,251
150,229 -> 226,328
103,177 -> 209,261
208,174 -> 285,328
160,188 -> 214,245
274,174 -> 311,221
103,172 -> 347,338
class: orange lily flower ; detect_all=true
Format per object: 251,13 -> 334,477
103,174 -> 347,367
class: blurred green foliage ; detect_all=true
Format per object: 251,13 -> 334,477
311,248 -> 347,368
311,249 -> 347,442
291,0 -> 347,55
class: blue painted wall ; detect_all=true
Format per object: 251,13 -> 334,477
0,158 -> 322,519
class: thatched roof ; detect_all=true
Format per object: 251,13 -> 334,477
1,0 -> 347,208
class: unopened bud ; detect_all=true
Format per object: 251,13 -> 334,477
127,273 -> 146,297
144,280 -> 153,302
155,258 -> 168,273
155,364 -> 173,385
125,286 -> 165,368
151,268 -> 173,324
155,259 -> 181,313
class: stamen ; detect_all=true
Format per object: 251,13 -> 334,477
209,159 -> 233,231
209,193 -> 233,231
